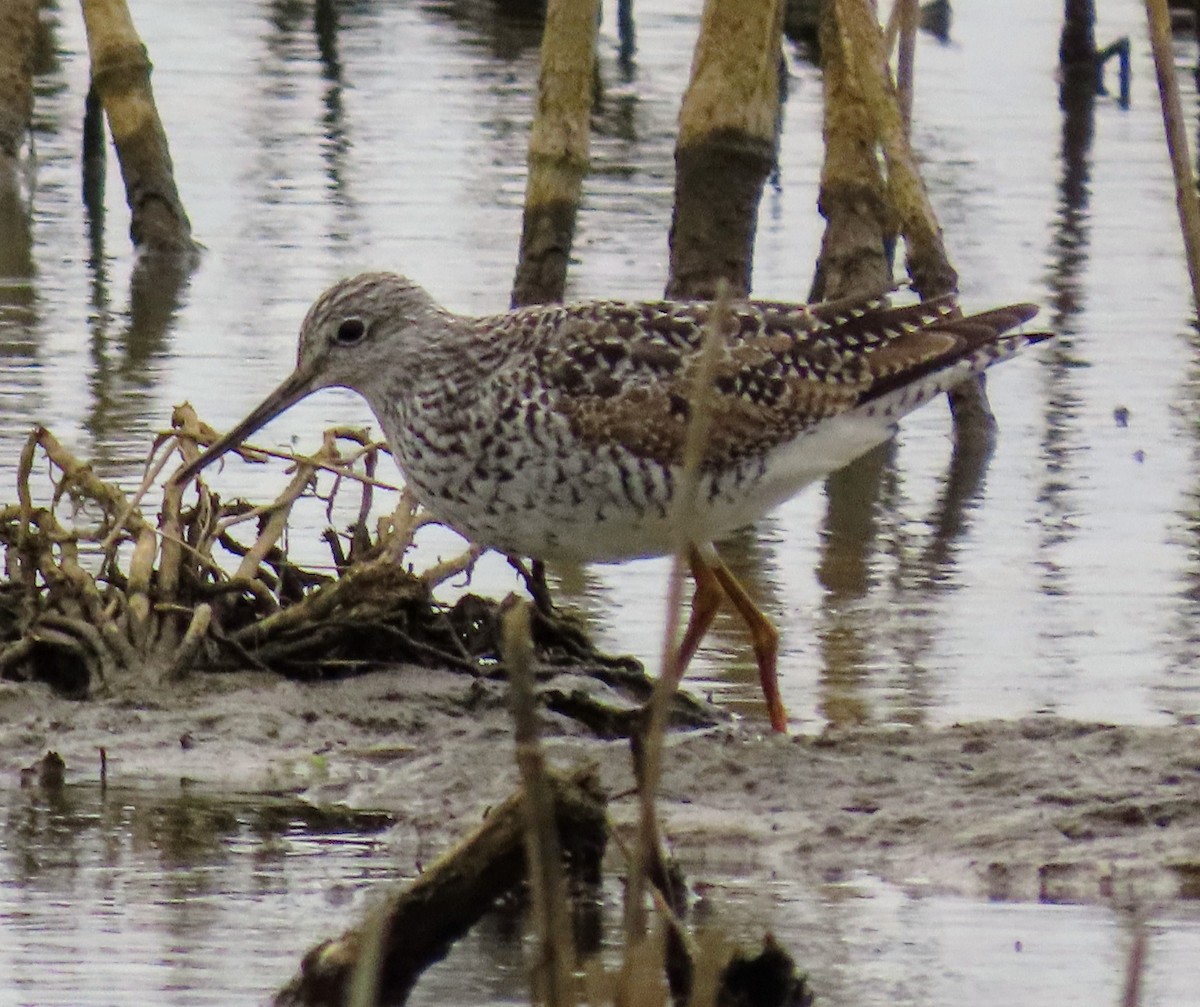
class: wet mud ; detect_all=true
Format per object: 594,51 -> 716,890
2,667 -> 1197,910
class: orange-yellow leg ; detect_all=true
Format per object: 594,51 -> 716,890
709,557 -> 787,733
669,544 -> 789,734
665,547 -> 724,689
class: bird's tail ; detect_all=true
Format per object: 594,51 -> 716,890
857,301 -> 1052,420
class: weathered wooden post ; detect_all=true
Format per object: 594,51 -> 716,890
0,0 -> 38,283
811,0 -> 892,301
0,0 -> 37,172
828,0 -> 1005,437
80,0 -> 198,258
1146,0 -> 1200,309
666,0 -> 785,299
511,0 -> 601,307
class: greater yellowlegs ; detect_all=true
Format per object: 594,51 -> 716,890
175,274 -> 1049,732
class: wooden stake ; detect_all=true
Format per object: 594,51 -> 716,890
1146,0 -> 1200,309
511,0 -> 600,307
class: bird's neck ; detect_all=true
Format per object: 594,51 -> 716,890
356,308 -> 500,437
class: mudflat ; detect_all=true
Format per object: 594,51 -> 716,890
4,666 -> 1197,909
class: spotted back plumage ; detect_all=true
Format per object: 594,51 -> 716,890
472,291 -> 1043,474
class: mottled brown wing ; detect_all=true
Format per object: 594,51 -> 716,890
533,295 -> 1030,469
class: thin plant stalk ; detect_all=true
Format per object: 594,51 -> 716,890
502,601 -> 578,1007
623,281 -> 733,945
344,907 -> 388,1007
1120,915 -> 1148,1007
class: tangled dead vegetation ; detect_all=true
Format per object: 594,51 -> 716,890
0,407 -> 656,710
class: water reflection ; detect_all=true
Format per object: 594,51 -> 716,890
0,782 -> 393,1006
816,444 -> 895,727
0,179 -> 34,318
7,774 -> 1197,1007
1032,40 -> 1112,709
313,0 -> 352,208
89,262 -> 193,478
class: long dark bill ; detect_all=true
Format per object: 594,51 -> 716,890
172,362 -> 322,485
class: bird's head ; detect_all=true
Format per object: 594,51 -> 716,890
172,272 -> 443,485
293,272 -> 446,393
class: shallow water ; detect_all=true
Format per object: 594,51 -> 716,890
3,0 -> 1197,732
5,780 -> 1199,1007
2,0 -> 1199,1003
0,782 -> 396,1005
414,875 -> 1200,1007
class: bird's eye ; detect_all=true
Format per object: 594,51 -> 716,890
334,317 -> 367,345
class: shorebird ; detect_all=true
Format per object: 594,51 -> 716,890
175,273 -> 1050,732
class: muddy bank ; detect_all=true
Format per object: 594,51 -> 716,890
2,667 -> 1197,908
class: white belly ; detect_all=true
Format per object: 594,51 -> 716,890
409,409 -> 898,563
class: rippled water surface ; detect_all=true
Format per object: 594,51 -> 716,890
1,783 -> 396,1005
2,0 -> 1200,1003
4,781 -> 1200,1007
